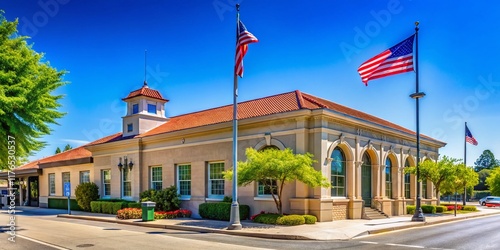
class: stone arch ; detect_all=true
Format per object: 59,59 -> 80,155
359,143 -> 379,165
254,138 -> 286,151
326,139 -> 354,163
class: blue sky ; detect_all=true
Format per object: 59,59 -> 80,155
2,0 -> 499,166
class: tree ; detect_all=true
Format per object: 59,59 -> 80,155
442,163 -> 479,200
474,150 -> 499,172
63,143 -> 72,151
0,13 -> 66,169
475,169 -> 491,191
486,167 -> 500,196
405,156 -> 458,205
224,148 -> 330,214
75,182 -> 99,212
55,147 -> 61,154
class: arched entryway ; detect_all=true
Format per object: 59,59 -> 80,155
361,152 -> 372,207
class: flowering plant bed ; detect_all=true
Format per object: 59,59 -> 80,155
116,208 -> 192,220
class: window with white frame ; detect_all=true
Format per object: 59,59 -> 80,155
147,103 -> 157,114
62,172 -> 70,195
102,169 -> 111,197
208,162 -> 224,198
122,166 -> 132,197
49,173 -> 55,196
132,103 -> 139,114
151,166 -> 162,191
177,164 -> 191,197
80,171 -> 90,184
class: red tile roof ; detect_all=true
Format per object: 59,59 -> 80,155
13,133 -> 123,171
139,90 -> 442,143
122,85 -> 168,102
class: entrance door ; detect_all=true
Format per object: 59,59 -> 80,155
28,176 -> 39,207
361,163 -> 372,207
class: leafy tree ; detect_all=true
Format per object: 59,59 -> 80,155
55,147 -> 61,154
224,148 -> 330,214
442,164 -> 479,199
474,150 -> 499,172
475,169 -> 491,191
486,167 -> 500,196
0,13 -> 66,169
405,156 -> 458,205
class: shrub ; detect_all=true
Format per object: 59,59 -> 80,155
421,205 -> 436,214
75,182 -> 100,212
435,206 -> 448,213
222,196 -> 233,203
117,208 -> 142,219
252,213 -> 282,224
463,205 -> 478,211
127,202 -> 142,209
276,215 -> 305,226
140,186 -> 181,211
48,198 -> 82,210
302,215 -> 317,224
406,205 -> 416,215
90,201 -> 101,213
199,202 -> 250,221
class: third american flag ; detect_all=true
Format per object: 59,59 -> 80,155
358,35 -> 415,85
235,20 -> 258,78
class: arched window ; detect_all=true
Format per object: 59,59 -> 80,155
331,147 -> 346,197
385,157 -> 392,198
257,146 -> 279,196
404,159 -> 411,199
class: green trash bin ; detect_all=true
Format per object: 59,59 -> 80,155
141,201 -> 156,221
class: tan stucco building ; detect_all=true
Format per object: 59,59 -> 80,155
1,84 -> 446,221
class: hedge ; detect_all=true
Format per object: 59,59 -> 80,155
198,202 -> 250,221
276,215 -> 305,226
48,198 -> 82,211
252,213 -> 282,224
90,201 -> 141,214
303,215 -> 317,224
436,206 -> 448,213
421,205 -> 436,214
406,205 -> 416,215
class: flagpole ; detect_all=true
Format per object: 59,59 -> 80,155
411,21 -> 425,222
228,3 -> 242,230
463,122 -> 467,206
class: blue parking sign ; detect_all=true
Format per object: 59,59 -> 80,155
64,182 -> 71,197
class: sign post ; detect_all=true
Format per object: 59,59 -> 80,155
64,182 -> 71,215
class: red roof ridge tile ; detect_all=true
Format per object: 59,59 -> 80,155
122,85 -> 168,102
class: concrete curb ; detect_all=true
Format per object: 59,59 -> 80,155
57,215 -> 311,240
366,211 -> 500,235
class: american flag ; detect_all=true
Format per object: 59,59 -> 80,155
466,125 -> 478,146
235,20 -> 258,78
358,35 -> 415,85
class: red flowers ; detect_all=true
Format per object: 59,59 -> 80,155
116,208 -> 192,220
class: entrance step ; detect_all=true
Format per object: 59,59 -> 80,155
363,207 -> 389,220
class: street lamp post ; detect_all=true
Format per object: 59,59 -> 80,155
411,21 -> 425,222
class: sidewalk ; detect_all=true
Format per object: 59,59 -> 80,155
12,205 -> 500,241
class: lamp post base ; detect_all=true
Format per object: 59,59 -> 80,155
411,208 -> 426,222
227,202 -> 242,230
